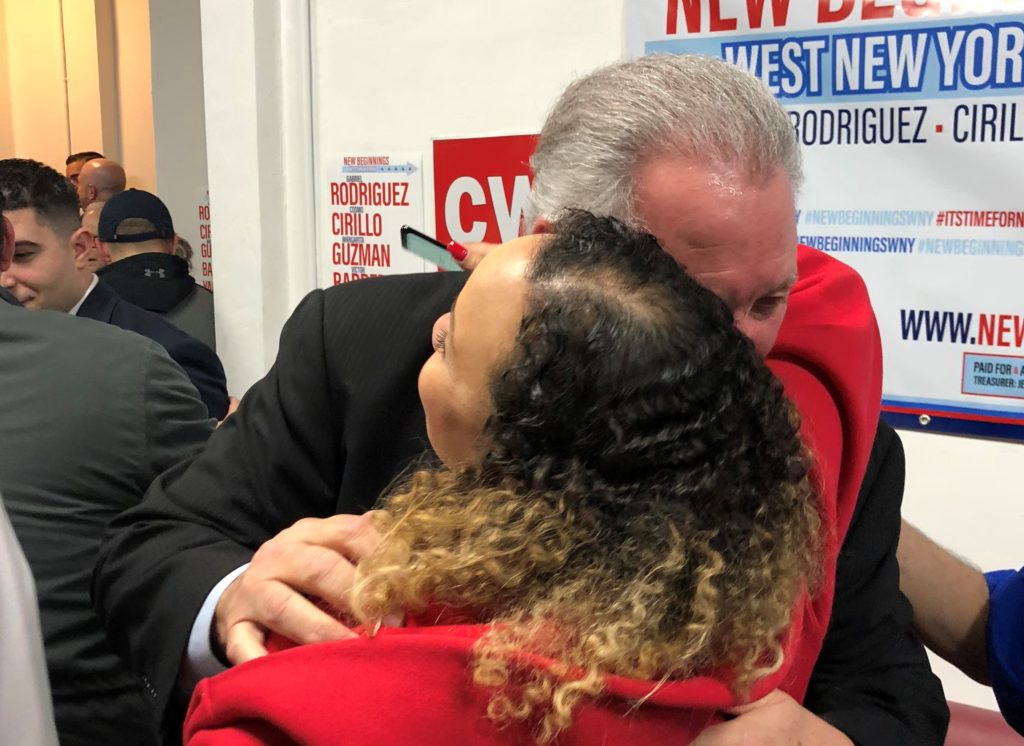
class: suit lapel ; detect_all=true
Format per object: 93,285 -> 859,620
76,280 -> 119,323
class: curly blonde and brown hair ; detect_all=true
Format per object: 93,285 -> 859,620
352,212 -> 820,742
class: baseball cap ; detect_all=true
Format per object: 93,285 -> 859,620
98,189 -> 175,242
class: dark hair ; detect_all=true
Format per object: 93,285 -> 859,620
65,151 -> 104,166
489,209 -> 801,494
0,159 -> 83,238
355,211 -> 818,741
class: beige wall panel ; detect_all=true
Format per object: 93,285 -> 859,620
3,0 -> 70,169
61,0 -> 106,155
111,0 -> 155,190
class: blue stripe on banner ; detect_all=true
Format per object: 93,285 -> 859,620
882,410 -> 1024,440
646,14 -> 1024,105
882,395 -> 1024,440
883,396 -> 1024,419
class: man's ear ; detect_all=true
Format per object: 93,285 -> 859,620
0,216 -> 14,272
70,228 -> 95,270
95,239 -> 112,265
529,216 -> 553,235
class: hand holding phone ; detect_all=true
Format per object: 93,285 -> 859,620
400,226 -> 464,272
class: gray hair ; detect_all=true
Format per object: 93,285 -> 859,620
524,55 -> 801,229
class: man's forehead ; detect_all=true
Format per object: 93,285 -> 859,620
647,223 -> 797,281
633,157 -> 796,262
4,207 -> 66,243
5,207 -> 45,229
685,251 -> 795,299
634,156 -> 752,202
675,238 -> 796,268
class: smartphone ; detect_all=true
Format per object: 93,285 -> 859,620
400,226 -> 463,272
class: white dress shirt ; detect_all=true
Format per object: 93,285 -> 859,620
68,275 -> 99,316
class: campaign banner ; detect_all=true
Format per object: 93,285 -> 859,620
627,1 -> 1024,439
196,190 -> 213,291
432,135 -> 540,246
317,152 -> 425,286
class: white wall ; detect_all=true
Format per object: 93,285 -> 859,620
200,0 -> 1019,715
199,0 -> 317,392
198,0 -> 624,391
309,1 -> 624,241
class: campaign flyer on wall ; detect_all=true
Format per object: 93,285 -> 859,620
196,190 -> 213,291
317,152 -> 426,286
627,1 -> 1024,439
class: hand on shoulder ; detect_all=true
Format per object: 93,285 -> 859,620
214,513 -> 384,664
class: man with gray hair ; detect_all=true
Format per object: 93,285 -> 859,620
96,55 -> 946,744
524,56 -> 946,743
527,54 -> 802,358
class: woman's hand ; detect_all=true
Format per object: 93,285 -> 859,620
448,241 -> 497,272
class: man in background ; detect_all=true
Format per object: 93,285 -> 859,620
175,236 -> 195,269
76,158 -> 126,210
64,151 -> 103,186
0,204 -> 215,744
0,159 -> 228,419
96,189 -> 216,350
79,200 -> 111,272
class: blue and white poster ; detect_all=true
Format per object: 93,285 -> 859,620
627,0 -> 1024,439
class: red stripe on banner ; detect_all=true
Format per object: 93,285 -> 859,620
882,404 -> 1024,426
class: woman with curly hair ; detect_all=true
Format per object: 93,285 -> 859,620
184,211 -> 821,745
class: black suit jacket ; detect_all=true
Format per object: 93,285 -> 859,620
97,253 -> 218,352
0,295 -> 215,744
78,280 -> 229,419
809,421 -> 948,742
94,271 -> 947,744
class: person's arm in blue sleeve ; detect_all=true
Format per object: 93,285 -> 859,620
899,521 -> 1023,736
986,567 -> 1024,735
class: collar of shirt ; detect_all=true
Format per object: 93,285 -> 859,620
68,274 -> 99,316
